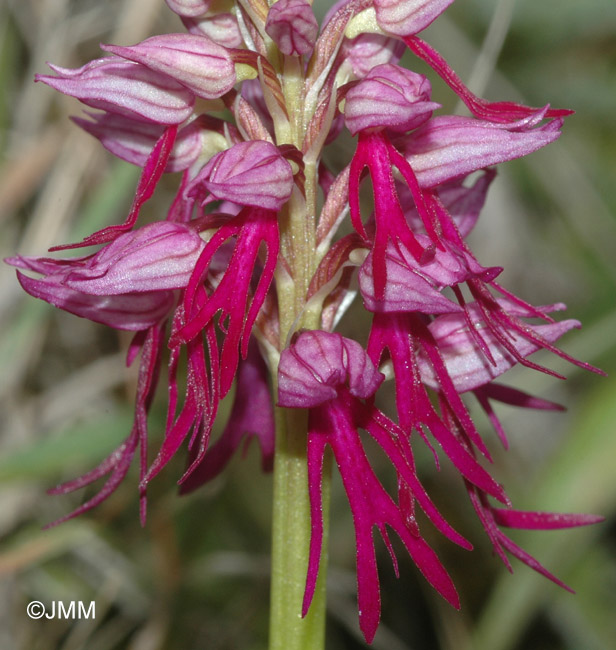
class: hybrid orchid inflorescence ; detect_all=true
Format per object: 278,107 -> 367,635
8,0 -> 604,644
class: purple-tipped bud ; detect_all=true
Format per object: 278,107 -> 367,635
198,140 -> 294,210
402,111 -> 562,187
344,64 -> 440,135
265,0 -> 319,56
374,0 -> 455,36
72,113 -> 209,172
36,58 -> 195,125
419,305 -> 582,392
102,34 -> 236,100
342,33 -> 405,78
278,331 -> 384,408
183,13 -> 243,48
165,0 -> 211,17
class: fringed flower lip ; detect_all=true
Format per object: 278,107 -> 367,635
278,329 -> 603,643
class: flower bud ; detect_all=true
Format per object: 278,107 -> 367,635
374,0 -> 455,36
342,33 -> 405,78
62,222 -> 206,295
344,64 -> 440,135
265,0 -> 319,56
199,140 -> 294,210
36,58 -> 195,124
102,33 -> 236,100
278,331 -> 384,407
182,13 -> 243,48
165,0 -> 211,17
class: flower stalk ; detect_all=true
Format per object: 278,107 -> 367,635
269,403 -> 331,650
270,40 -> 326,645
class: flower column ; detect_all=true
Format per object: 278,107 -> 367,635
264,2 -> 330,649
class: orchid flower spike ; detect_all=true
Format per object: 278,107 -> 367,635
11,0 -> 605,645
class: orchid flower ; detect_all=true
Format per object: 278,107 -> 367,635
8,1 -> 605,647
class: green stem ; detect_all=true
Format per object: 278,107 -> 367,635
267,38 -> 329,650
268,406 -> 331,650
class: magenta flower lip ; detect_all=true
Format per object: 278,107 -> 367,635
279,331 -> 465,641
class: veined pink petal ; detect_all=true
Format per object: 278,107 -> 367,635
61,222 -> 205,295
419,307 -> 582,393
72,112 -> 206,172
14,270 -> 174,331
342,33 -> 405,78
360,236 -> 500,314
198,140 -> 294,210
36,58 -> 194,124
265,0 -> 319,56
277,331 -> 384,408
344,64 -> 439,135
359,246 -> 461,314
6,220 -> 203,327
402,112 -> 562,187
374,0 -> 455,36
102,34 -> 236,100
182,13 -> 243,48
165,0 -> 211,17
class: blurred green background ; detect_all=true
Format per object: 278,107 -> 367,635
0,1 -> 615,648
